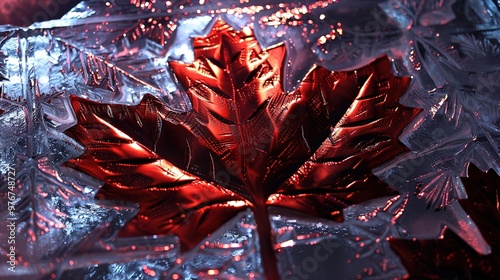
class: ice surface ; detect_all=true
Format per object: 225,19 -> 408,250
0,0 -> 499,279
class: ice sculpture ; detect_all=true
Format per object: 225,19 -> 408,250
0,0 -> 499,279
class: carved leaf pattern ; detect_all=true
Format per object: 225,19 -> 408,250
389,164 -> 500,279
65,19 -> 420,277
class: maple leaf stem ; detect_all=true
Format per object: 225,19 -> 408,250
251,203 -> 280,280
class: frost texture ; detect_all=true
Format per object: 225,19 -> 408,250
389,164 -> 500,279
0,30 -> 178,279
59,235 -> 180,280
273,197 -> 409,280
0,0 -> 499,279
172,211 -> 263,279
374,0 -> 500,253
60,211 -> 259,280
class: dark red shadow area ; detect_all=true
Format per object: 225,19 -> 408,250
0,0 -> 80,26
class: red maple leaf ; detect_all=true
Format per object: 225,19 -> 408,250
64,20 -> 420,278
389,163 -> 500,279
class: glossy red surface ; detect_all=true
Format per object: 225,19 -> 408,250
65,20 -> 420,278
